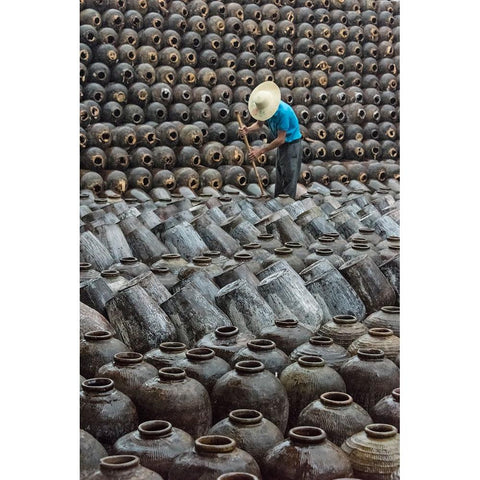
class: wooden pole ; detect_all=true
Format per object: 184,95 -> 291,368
235,112 -> 269,197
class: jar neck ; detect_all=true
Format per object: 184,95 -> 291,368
365,424 -> 398,439
368,327 -> 394,338
138,420 -> 173,439
100,456 -> 140,473
195,435 -> 236,454
298,355 -> 325,368
215,326 -> 239,339
315,247 -> 333,256
357,348 -> 385,361
158,367 -> 187,382
320,391 -> 353,407
392,388 -> 400,402
274,247 -> 293,256
192,256 -> 212,266
159,342 -> 187,354
229,409 -> 263,426
381,306 -> 400,314
120,257 -> 139,265
289,426 -> 327,444
82,378 -> 115,394
274,319 -> 298,328
309,335 -> 333,346
247,339 -> 275,352
84,330 -> 113,342
333,315 -> 357,325
101,269 -> 121,278
234,360 -> 265,375
113,352 -> 143,366
186,348 -> 215,362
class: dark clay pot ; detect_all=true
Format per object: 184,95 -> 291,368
318,314 -> 369,349
135,367 -> 212,438
348,328 -> 400,362
370,388 -> 400,432
110,257 -> 151,279
143,342 -> 187,369
80,330 -> 131,379
211,360 -> 289,434
290,336 -> 350,371
262,426 -> 354,480
280,356 -> 347,430
339,348 -> 400,413
259,319 -> 314,355
195,326 -> 255,362
363,305 -> 400,337
298,391 -> 373,446
230,339 -> 291,376
80,429 -> 108,479
96,352 -> 158,403
112,420 -> 194,477
84,455 -> 163,479
177,347 -> 231,393
341,424 -> 400,480
169,435 -> 261,480
208,409 -> 284,467
80,303 -> 115,339
80,378 -> 138,452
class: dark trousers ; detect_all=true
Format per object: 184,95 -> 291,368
274,140 -> 303,198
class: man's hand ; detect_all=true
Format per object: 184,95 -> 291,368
238,125 -> 249,137
248,147 -> 263,162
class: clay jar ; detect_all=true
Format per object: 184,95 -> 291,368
84,455 -> 163,479
318,315 -> 368,349
298,391 -> 373,446
348,327 -> 400,361
371,388 -> 400,432
262,426 -> 353,480
230,339 -> 291,376
80,378 -> 138,452
341,424 -> 400,480
96,352 -> 158,404
81,429 -> 108,479
363,305 -> 400,336
211,360 -> 290,434
208,409 -> 284,466
262,247 -> 305,273
135,367 -> 212,438
290,336 -> 350,371
195,326 -> 255,362
112,420 -> 194,477
259,319 -> 314,355
177,347 -> 231,393
169,435 -> 262,480
280,356 -> 347,430
80,330 -> 131,379
110,257 -> 151,280
339,348 -> 400,413
143,342 -> 187,369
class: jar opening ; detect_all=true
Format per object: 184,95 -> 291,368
113,352 -> 143,365
138,420 -> 173,438
159,342 -> 187,352
158,367 -> 187,381
215,326 -> 239,338
186,347 -> 215,361
365,423 -> 398,438
381,306 -> 400,314
235,360 -> 265,374
84,330 -> 113,341
229,409 -> 263,425
195,435 -> 236,453
320,391 -> 353,406
289,426 -> 327,444
275,319 -> 298,328
100,455 -> 139,470
247,339 -> 276,351
298,355 -> 325,368
333,315 -> 357,324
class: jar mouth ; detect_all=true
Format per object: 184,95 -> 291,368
84,330 -> 113,341
229,409 -> 263,425
235,360 -> 265,374
186,347 -> 215,361
113,352 -> 143,365
195,435 -> 236,454
258,234 -> 274,240
359,227 -> 375,234
274,246 -> 293,255
352,244 -> 370,250
284,241 -> 303,249
318,236 -> 334,243
333,315 -> 357,325
204,250 -> 221,257
368,327 -> 394,337
162,253 -> 181,259
247,339 -> 276,351
100,455 -> 139,471
193,256 -> 212,265
159,342 -> 187,353
365,423 -> 398,439
152,266 -> 170,274
138,420 -> 173,438
323,232 -> 339,239
275,319 -> 298,328
80,262 -> 92,271
289,426 -> 327,444
158,367 -> 187,381
320,391 -> 354,406
315,247 -> 333,256
298,355 -> 325,368
387,236 -> 400,243
242,243 -> 261,250
309,335 -> 333,346
120,256 -> 138,264
101,269 -> 121,278
82,378 -> 114,393
358,348 -> 385,360
392,387 -> 400,402
234,252 -> 253,261
215,326 -> 239,338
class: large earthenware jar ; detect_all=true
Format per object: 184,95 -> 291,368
80,330 -> 131,379
96,352 -> 158,403
195,326 -> 256,362
370,388 -> 400,432
135,367 -> 212,438
80,378 -> 138,452
259,319 -> 314,355
348,328 -> 400,361
208,409 -> 284,466
111,257 -> 151,280
177,347 -> 231,393
318,315 -> 368,349
262,426 -> 353,480
84,455 -> 163,479
80,429 -> 108,479
363,306 -> 400,336
290,336 -> 350,371
143,342 -> 188,369
280,356 -> 347,430
341,424 -> 400,480
169,435 -> 262,480
298,391 -> 373,446
211,360 -> 289,434
339,348 -> 400,413
112,420 -> 194,477
230,339 -> 291,376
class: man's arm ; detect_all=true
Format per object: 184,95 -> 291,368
248,130 -> 287,161
239,120 -> 264,137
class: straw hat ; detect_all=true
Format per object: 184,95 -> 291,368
248,81 -> 281,121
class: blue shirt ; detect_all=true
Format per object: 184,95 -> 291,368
266,101 -> 302,143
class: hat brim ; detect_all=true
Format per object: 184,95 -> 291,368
248,81 -> 281,121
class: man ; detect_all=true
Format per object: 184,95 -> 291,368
238,81 -> 303,198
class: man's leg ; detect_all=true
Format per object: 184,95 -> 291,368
274,146 -> 286,197
281,141 -> 303,198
